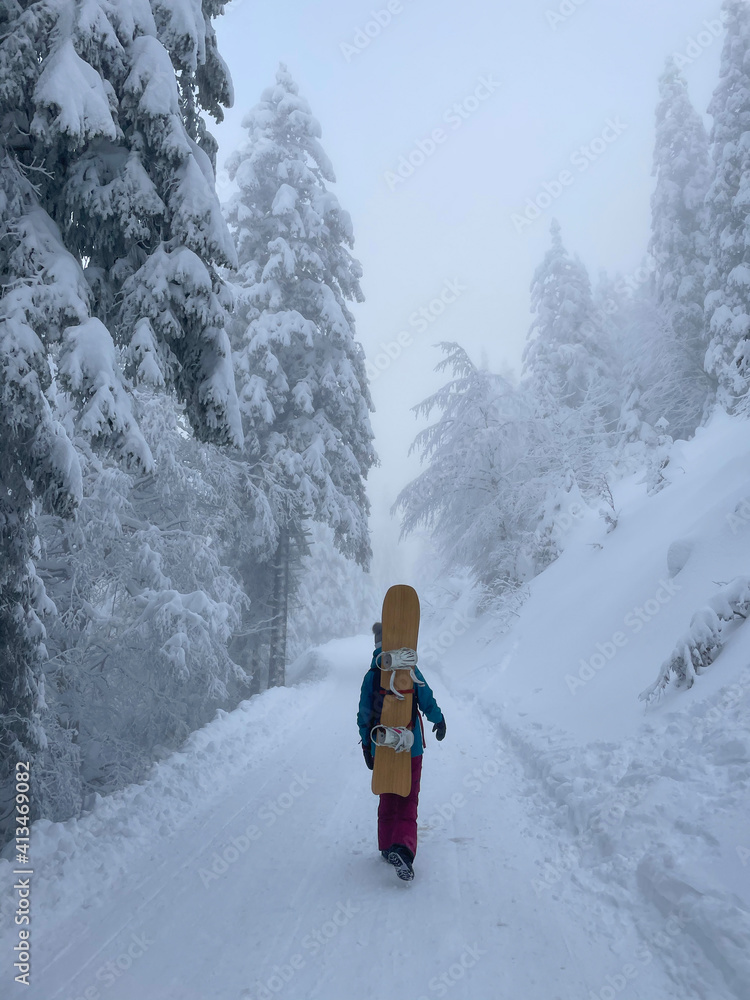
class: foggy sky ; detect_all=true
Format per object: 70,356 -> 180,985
214,0 -> 725,584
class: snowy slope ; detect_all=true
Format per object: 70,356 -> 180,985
448,411 -> 750,741
428,410 -> 750,999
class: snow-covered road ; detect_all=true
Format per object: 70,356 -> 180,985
4,634 -> 705,1000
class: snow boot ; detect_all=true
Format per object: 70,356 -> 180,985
386,844 -> 414,882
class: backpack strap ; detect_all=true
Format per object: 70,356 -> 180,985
368,662 -> 423,744
367,665 -> 386,738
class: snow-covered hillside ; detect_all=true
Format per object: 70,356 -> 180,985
428,409 -> 750,998
3,412 -> 749,1000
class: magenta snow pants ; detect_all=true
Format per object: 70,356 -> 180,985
377,753 -> 423,858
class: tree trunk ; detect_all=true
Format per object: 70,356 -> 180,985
267,528 -> 290,688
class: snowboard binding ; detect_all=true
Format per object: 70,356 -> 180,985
376,647 -> 424,699
371,725 -> 414,754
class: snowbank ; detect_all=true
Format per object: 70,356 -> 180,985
0,676 -> 332,942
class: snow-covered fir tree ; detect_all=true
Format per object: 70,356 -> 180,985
0,156 -> 94,834
522,220 -> 619,492
524,221 -> 616,413
648,57 -> 712,436
0,0 -> 238,837
704,0 -> 750,412
613,293 -> 672,460
286,523 -> 376,660
224,65 -> 376,684
395,344 -> 558,594
37,389 -> 259,807
2,0 -> 241,445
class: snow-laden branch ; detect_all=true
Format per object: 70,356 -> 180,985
640,576 -> 750,703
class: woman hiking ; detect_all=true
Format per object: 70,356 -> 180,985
357,621 -> 446,881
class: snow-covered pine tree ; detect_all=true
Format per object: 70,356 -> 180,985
524,221 -> 612,411
0,152 -> 130,838
2,0 -> 241,446
704,0 -> 750,412
38,389 -> 259,804
225,65 -> 376,686
394,344 -> 554,594
522,220 -> 619,493
0,93 -> 154,831
613,292 -> 673,463
592,269 -> 631,343
649,57 -> 712,436
0,0 -> 238,838
286,523 -> 376,660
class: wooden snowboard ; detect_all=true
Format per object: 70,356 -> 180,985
371,585 -> 420,798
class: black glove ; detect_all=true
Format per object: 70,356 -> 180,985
362,743 -> 374,770
433,717 -> 446,741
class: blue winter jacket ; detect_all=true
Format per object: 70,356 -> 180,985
357,647 -> 444,757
